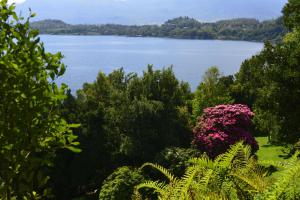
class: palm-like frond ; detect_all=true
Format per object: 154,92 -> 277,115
259,160 -> 300,200
231,157 -> 269,193
134,144 -> 300,200
141,163 -> 177,182
171,166 -> 200,200
188,156 -> 215,169
134,180 -> 167,198
216,142 -> 251,170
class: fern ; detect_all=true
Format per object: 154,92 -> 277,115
259,160 -> 300,199
134,144 -> 300,200
172,166 -> 199,200
135,181 -> 167,197
216,142 -> 251,170
141,163 -> 177,182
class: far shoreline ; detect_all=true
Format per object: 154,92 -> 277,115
39,34 -> 265,44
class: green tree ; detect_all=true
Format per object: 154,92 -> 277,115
99,166 -> 145,200
51,66 -> 192,199
192,66 -> 233,122
233,36 -> 300,143
256,35 -> 300,143
231,55 -> 266,108
0,1 -> 79,199
283,0 -> 300,30
232,0 -> 300,143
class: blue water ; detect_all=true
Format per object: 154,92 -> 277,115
41,35 -> 263,92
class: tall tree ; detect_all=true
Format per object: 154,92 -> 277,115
0,1 -> 79,199
192,66 -> 233,122
232,0 -> 300,143
283,0 -> 300,30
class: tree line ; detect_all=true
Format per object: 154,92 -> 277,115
31,16 -> 286,43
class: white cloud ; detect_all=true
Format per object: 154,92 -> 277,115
7,0 -> 26,5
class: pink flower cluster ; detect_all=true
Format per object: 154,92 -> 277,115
193,104 -> 258,158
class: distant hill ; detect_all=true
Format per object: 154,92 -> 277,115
31,17 -> 287,43
17,0 -> 287,24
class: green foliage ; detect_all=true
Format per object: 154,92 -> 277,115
231,55 -> 265,108
287,139 -> 300,157
192,67 -> 233,122
0,1 -> 79,199
154,147 -> 202,176
234,32 -> 300,143
135,143 -> 300,200
30,17 -> 286,43
99,166 -> 144,200
52,66 -> 192,198
258,152 -> 300,200
232,2 -> 300,143
283,0 -> 300,30
1,0 -> 297,199
294,140 -> 300,152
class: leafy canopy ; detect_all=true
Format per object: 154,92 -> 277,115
192,67 -> 233,123
0,1 -> 79,199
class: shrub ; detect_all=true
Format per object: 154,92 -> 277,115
192,104 -> 258,157
99,166 -> 145,200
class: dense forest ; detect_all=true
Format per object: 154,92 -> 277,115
31,17 -> 286,43
1,0 -> 300,199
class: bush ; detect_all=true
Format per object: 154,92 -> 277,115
99,166 -> 145,200
193,104 -> 258,157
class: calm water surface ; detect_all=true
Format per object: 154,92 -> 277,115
41,35 -> 263,92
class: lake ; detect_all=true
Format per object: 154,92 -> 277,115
41,35 -> 263,92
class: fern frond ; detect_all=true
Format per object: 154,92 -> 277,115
198,169 -> 214,190
141,163 -> 177,182
168,166 -> 201,200
216,142 -> 250,170
259,160 -> 290,169
231,171 -> 267,193
236,158 -> 268,190
287,151 -> 300,165
188,156 -> 215,169
261,162 -> 300,200
132,188 -> 143,200
136,181 -> 167,196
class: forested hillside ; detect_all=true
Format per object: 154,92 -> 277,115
31,17 -> 286,42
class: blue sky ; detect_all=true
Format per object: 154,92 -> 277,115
13,0 -> 288,25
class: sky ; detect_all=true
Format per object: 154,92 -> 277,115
12,0 -> 288,25
8,0 -> 26,4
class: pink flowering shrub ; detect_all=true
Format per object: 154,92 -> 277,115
193,104 -> 258,158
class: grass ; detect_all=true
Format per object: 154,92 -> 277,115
255,137 -> 295,179
255,136 -> 288,162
